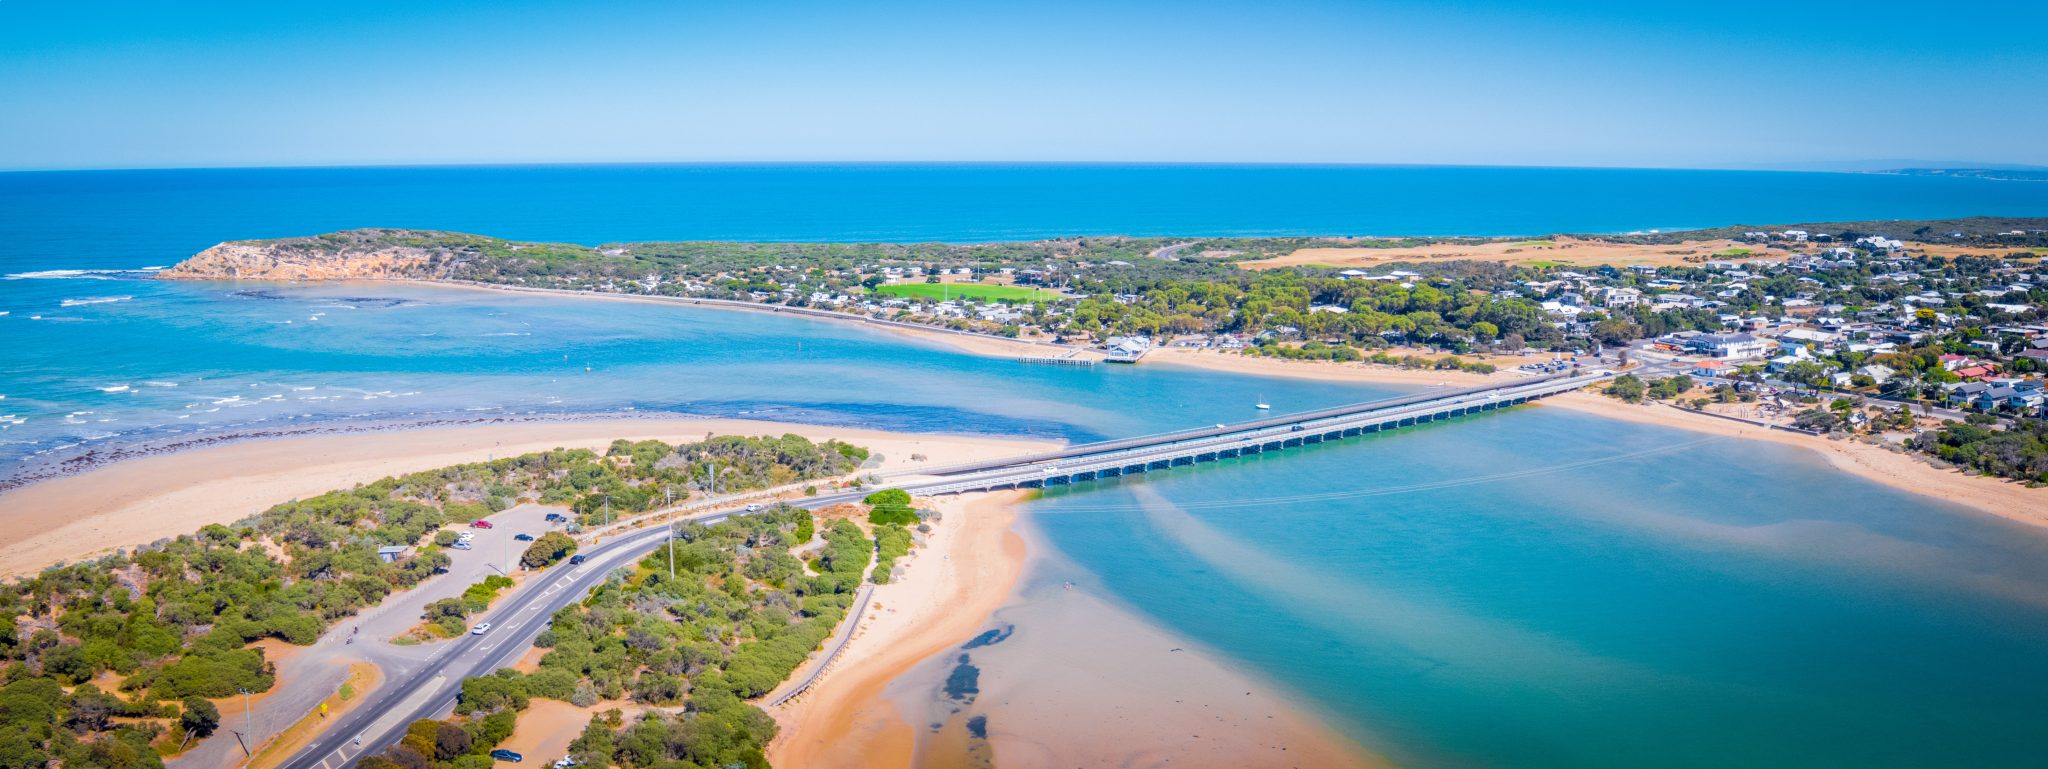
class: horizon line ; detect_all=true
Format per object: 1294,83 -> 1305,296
0,158 -> 1971,176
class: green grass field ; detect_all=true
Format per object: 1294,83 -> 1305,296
873,283 -> 1051,302
1511,239 -> 1556,247
1714,247 -> 1755,257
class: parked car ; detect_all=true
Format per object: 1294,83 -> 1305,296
457,532 -> 475,541
552,758 -> 580,769
451,541 -> 473,551
544,513 -> 566,523
514,533 -> 535,541
471,622 -> 492,635
568,554 -> 586,566
471,520 -> 494,529
489,750 -> 523,763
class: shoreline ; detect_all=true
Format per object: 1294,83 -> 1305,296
1542,391 -> 2048,528
0,417 -> 1057,579
410,278 -> 1072,359
767,491 -> 1032,768
766,490 -> 1388,769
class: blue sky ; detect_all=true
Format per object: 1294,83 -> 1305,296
1,0 -> 2043,170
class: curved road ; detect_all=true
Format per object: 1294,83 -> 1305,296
278,372 -> 1599,769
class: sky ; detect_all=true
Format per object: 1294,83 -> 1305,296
1,0 -> 2044,171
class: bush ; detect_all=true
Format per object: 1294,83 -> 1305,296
864,489 -> 919,527
178,697 -> 219,738
520,532 -> 578,569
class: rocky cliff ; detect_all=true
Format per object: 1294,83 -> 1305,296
157,229 -> 480,281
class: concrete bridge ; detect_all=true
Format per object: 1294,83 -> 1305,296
908,370 -> 1611,495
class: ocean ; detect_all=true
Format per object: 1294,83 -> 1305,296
6,163 -> 2048,767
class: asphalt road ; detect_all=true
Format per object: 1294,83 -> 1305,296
276,491 -> 866,769
279,372 -> 1600,769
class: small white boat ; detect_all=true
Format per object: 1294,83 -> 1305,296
1255,395 -> 1271,410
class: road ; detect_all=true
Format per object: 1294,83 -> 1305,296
275,372 -> 1605,769
276,490 -> 869,769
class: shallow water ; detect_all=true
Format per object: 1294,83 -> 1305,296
9,163 -> 2048,767
1023,408 -> 2048,768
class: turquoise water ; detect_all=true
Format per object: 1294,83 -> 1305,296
0,279 -> 1387,470
8,162 -> 2048,465
1025,411 -> 2048,768
7,163 -> 2048,766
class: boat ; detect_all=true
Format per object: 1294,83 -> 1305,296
1255,395 -> 1271,410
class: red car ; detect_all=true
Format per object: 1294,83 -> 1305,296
471,520 -> 494,529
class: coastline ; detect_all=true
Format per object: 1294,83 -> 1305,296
0,417 -> 1057,579
414,279 -> 1071,360
767,491 -> 1031,768
1141,346 -> 1551,387
1542,391 -> 2048,528
767,490 -> 1388,769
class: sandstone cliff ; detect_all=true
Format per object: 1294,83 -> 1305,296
157,228 -> 480,281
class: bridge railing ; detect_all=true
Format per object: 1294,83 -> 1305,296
907,372 -> 1607,495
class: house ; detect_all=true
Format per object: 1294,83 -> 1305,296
1600,287 -> 1642,307
1684,333 -> 1774,360
1830,365 -> 1895,387
377,546 -> 409,563
1954,365 -> 1996,381
1690,360 -> 1732,378
1102,336 -> 1153,363
1946,382 -> 1994,407
1977,385 -> 2046,411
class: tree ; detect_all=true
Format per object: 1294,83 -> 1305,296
520,532 -> 577,569
433,721 -> 473,761
1794,408 -> 1843,433
179,698 -> 220,738
1604,374 -> 1647,403
863,489 -> 918,527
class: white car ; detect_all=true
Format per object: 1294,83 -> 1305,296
458,532 -> 476,541
471,622 -> 492,635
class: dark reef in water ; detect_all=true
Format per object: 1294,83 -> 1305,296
944,654 -> 982,702
961,624 -> 1014,650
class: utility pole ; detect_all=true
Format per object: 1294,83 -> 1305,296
603,493 -> 611,528
668,520 -> 676,579
236,688 -> 252,761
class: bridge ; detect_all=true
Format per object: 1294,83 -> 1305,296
275,369 -> 1606,769
908,369 -> 1610,495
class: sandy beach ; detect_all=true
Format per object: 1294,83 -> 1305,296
768,490 -> 1386,769
0,418 -> 1056,578
1543,391 -> 2048,528
421,279 -> 1076,361
768,492 -> 1031,768
1144,346 -> 1551,387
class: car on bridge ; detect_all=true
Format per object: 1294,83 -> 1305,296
471,622 -> 492,635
